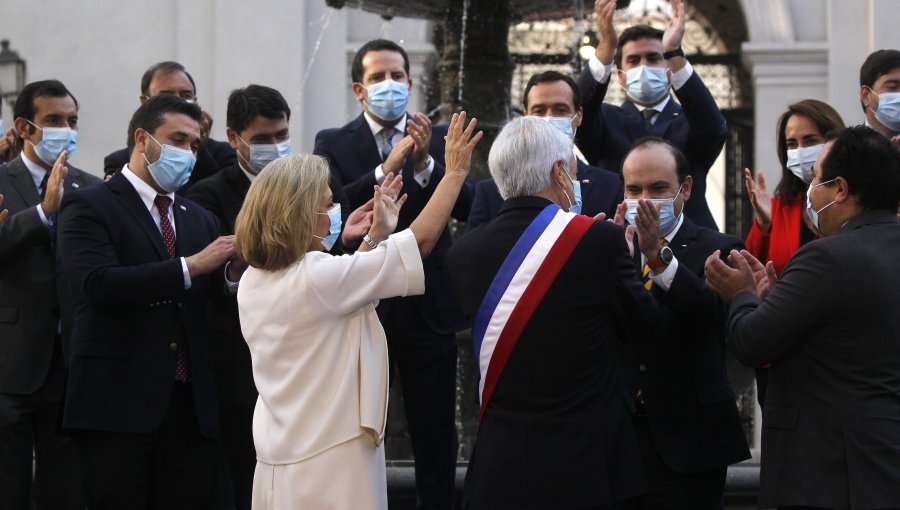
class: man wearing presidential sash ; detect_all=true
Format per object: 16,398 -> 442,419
448,116 -> 657,509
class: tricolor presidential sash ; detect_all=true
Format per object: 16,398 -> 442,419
472,204 -> 593,424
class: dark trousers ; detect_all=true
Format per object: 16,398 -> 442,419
633,417 -> 726,510
0,340 -> 83,510
218,402 -> 255,510
75,382 -> 218,510
383,298 -> 459,510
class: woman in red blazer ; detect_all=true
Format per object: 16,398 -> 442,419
743,99 -> 845,403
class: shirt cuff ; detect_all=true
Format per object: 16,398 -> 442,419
36,204 -> 52,228
180,257 -> 192,290
224,261 -> 240,295
670,60 -> 694,91
374,165 -> 387,185
414,156 -> 435,188
650,256 -> 679,291
588,55 -> 613,84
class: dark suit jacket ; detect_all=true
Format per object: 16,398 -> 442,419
185,164 -> 256,407
0,155 -> 100,394
621,218 -> 750,475
56,172 -> 221,437
727,210 -> 900,509
447,196 -> 656,509
575,70 -> 726,230
314,113 -> 475,334
103,138 -> 236,195
466,159 -> 623,231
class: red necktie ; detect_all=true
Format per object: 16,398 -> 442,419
154,195 -> 190,382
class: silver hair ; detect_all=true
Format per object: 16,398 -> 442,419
489,116 -> 573,200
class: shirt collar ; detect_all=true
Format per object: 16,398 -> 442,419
663,211 -> 685,243
363,111 -> 407,137
237,160 -> 257,183
121,165 -> 174,213
21,153 -> 48,190
633,95 -> 670,114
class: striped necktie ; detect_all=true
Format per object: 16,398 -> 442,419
381,128 -> 396,161
641,238 -> 668,290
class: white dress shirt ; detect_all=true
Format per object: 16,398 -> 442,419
22,153 -> 53,227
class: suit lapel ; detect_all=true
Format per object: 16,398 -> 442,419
668,216 -> 697,256
172,197 -> 194,258
651,98 -> 680,137
348,114 -> 383,177
5,156 -> 41,207
108,173 -> 169,260
621,100 -> 649,142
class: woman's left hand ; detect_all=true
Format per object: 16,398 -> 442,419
370,172 -> 408,242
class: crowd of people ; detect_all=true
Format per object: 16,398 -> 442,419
1,0 -> 899,508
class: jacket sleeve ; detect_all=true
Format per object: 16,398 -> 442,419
575,66 -> 611,165
0,206 -> 51,264
466,180 -> 493,231
674,72 -> 727,172
314,129 -> 378,210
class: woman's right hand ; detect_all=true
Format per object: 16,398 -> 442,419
444,111 -> 483,177
744,168 -> 772,233
370,172 -> 408,243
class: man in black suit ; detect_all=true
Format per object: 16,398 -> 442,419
467,71 -> 623,230
707,126 -> 900,510
314,39 -> 474,509
57,95 -> 237,509
447,116 -> 656,509
576,0 -> 725,230
618,137 -> 749,509
103,61 -> 235,193
859,49 -> 900,145
0,79 -> 100,510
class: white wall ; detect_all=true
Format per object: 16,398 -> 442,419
0,1 -> 435,177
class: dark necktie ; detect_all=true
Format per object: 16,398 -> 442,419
381,128 -> 396,161
641,108 -> 657,131
154,195 -> 190,382
39,172 -> 58,245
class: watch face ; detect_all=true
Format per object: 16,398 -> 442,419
659,245 -> 674,264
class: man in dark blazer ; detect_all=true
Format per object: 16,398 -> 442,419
707,126 -> 900,510
103,61 -> 235,194
57,95 -> 237,509
620,137 -> 749,509
448,116 -> 656,509
314,39 -> 474,509
0,79 -> 100,510
576,0 -> 725,230
467,71 -> 622,230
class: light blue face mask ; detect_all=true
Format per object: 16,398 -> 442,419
786,144 -> 823,183
805,178 -> 836,230
240,137 -> 292,174
26,121 -> 77,165
314,203 -> 342,251
364,80 -> 409,121
624,185 -> 683,236
143,133 -> 196,193
541,114 -> 577,141
624,65 -> 670,105
869,88 -> 900,132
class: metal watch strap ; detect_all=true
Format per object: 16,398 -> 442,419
363,234 -> 379,249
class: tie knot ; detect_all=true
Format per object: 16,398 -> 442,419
642,109 -> 657,121
154,195 -> 172,214
382,127 -> 396,141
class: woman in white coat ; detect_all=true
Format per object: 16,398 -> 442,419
235,112 -> 481,510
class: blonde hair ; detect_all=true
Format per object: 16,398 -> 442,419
235,154 -> 330,271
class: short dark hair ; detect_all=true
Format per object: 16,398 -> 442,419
774,99 -> 845,200
140,61 -> 196,97
226,85 -> 291,135
350,39 -> 410,84
858,50 -> 900,112
12,79 -> 79,145
820,125 -> 900,212
126,94 -> 203,153
615,25 -> 664,68
522,71 -> 581,110
627,136 -> 690,182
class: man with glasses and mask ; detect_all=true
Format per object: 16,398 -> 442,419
103,61 -> 236,192
57,95 -> 237,509
615,136 -> 750,509
0,79 -> 100,510
467,71 -> 622,230
314,38 -> 474,510
859,49 -> 900,146
706,126 -> 900,510
576,0 -> 725,231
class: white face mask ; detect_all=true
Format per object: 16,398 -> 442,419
539,114 -> 577,141
868,87 -> 900,132
805,178 -> 836,230
786,144 -> 823,183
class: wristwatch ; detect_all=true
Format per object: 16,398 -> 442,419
663,47 -> 685,60
362,234 -> 379,249
646,245 -> 674,271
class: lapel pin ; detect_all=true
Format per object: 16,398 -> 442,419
179,205 -> 187,212
581,179 -> 590,184
72,183 -> 79,189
